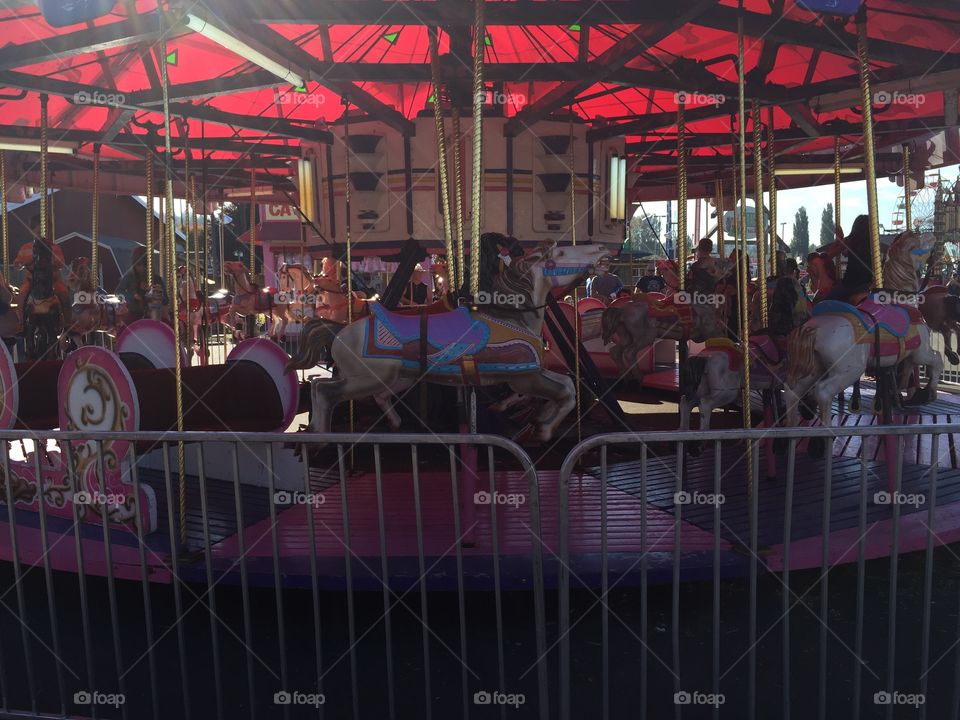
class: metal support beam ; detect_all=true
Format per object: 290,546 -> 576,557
505,0 -> 719,136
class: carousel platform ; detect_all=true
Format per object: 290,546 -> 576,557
2,429 -> 952,591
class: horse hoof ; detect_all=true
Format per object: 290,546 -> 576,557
948,352 -> 959,365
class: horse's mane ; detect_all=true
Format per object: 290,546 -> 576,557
493,251 -> 536,304
769,277 -> 800,335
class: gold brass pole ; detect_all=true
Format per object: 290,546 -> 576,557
249,167 -> 257,280
677,100 -> 687,292
452,108 -> 466,290
766,108 -> 777,276
470,0 -> 485,299
0,151 -> 8,282
91,145 -> 100,289
752,100 -> 767,328
343,102 -> 355,437
716,178 -> 725,257
145,153 -> 154,285
429,28 -> 457,294
834,137 -> 842,277
902,144 -> 912,231
569,114 -> 581,443
857,12 -> 883,287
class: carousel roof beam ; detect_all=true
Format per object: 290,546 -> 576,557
783,104 -> 825,138
810,67 -> 960,114
626,128 -> 815,153
240,23 -> 415,135
163,103 -> 331,143
128,71 -> 286,105
99,109 -> 136,145
209,0 -> 684,26
504,0 -> 720,136
0,16 -> 166,71
695,5 -> 957,71
587,98 -> 738,141
0,71 -> 331,143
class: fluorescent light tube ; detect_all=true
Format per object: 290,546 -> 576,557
184,13 -> 305,88
0,140 -> 76,155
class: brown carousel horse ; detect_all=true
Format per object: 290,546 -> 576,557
222,260 -> 283,341
314,256 -> 367,323
177,265 -> 204,362
59,257 -> 128,354
603,258 -> 734,378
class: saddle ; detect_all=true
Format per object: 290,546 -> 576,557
813,295 -> 922,359
364,302 -> 542,383
748,334 -> 783,366
29,296 -> 59,315
637,293 -> 696,327
703,337 -> 743,371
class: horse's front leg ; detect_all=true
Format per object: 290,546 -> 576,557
508,368 -> 576,442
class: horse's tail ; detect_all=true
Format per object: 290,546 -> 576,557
785,323 -> 819,386
286,319 -> 344,371
601,306 -> 622,344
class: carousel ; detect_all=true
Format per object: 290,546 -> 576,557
0,1 -> 958,718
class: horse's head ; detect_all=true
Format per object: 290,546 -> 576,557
494,241 -> 609,308
222,261 -> 246,276
656,259 -> 679,287
884,231 -> 936,290
708,258 -> 734,283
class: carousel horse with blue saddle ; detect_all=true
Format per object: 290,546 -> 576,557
289,235 -> 610,442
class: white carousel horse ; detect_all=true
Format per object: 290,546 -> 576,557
287,241 -> 610,442
784,231 -> 942,428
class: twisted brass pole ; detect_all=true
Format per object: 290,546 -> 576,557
469,0 -> 485,299
344,102 -> 355,438
91,145 -> 100,289
857,12 -> 883,287
767,108 -> 777,276
715,178 -> 725,257
902,145 -> 912,231
145,153 -> 154,285
568,115 -> 581,443
677,101 -> 687,292
834,137 -> 842,277
40,94 -> 48,242
752,100 -> 767,328
1,151 -> 8,282
429,27 -> 457,295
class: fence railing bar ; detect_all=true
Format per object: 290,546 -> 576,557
672,438 -> 682,720
373,444 -> 396,720
95,440 -> 127,720
449,447 -> 470,720
161,442 -> 191,720
919,433 -> 939,720
749,439 -> 760,720
410,445 -> 432,720
782,439 -> 797,720
194,444 -> 224,720
884,436 -> 904,720
128,446 -> 160,720
31,440 -> 66,716
640,442 -> 649,720
558,446 -> 571,720
1,440 -> 36,714
601,444 -> 610,720
712,440 -> 721,720
336,444 -> 360,720
264,444 -> 290,720
302,443 -> 324,720
486,446 -> 506,720
65,439 -> 94,717
818,446 -> 833,720
853,454 -> 868,720
231,444 -> 257,719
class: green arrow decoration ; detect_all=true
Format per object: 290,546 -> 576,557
165,48 -> 178,66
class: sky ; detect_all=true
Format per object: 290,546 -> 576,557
633,163 -> 960,252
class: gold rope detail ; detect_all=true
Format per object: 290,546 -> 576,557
857,13 -> 883,287
145,153 -> 154,285
677,101 -> 687,291
470,0 -> 485,298
1,151 -> 8,282
766,107 -> 777,276
429,28 -> 457,295
902,144 -> 912,231
752,100 -> 766,328
452,108 -> 465,291
91,145 -> 100,288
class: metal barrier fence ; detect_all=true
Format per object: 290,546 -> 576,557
558,424 -> 955,720
1,424 -> 959,718
0,431 -> 546,720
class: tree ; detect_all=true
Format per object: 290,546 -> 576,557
792,207 -> 810,259
629,211 -> 662,255
820,203 -> 835,247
